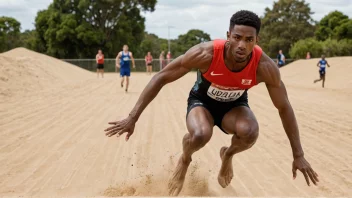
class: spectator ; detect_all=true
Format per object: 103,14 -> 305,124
167,51 -> 172,64
277,50 -> 285,67
159,51 -> 165,70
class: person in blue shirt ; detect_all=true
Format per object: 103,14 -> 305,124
314,55 -> 331,88
116,45 -> 136,92
276,50 -> 285,67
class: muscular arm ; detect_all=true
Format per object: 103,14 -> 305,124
128,43 -> 212,122
259,53 -> 304,158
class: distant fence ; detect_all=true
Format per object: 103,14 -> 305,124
61,59 -> 172,72
62,58 -> 295,72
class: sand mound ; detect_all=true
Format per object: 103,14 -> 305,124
0,48 -> 92,98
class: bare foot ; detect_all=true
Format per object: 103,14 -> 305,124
218,146 -> 234,188
168,155 -> 190,196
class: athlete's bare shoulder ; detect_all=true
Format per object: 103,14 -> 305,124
182,41 -> 214,72
256,51 -> 281,87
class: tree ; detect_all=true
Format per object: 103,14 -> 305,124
138,32 -> 168,58
334,19 -> 352,40
260,0 -> 315,57
0,16 -> 21,52
173,29 -> 211,57
315,11 -> 349,41
34,0 -> 156,58
19,30 -> 37,50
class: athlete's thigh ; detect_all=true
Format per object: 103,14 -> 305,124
186,106 -> 214,138
221,106 -> 258,135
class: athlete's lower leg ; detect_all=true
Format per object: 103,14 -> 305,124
218,107 -> 259,188
314,78 -> 322,83
125,77 -> 129,92
168,107 -> 213,196
102,70 -> 104,78
322,76 -> 325,88
121,77 -> 124,88
218,123 -> 259,188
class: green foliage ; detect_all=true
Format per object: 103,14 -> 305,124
260,0 -> 315,57
315,11 -> 350,41
138,32 -> 168,58
173,29 -> 211,57
289,38 -> 323,59
334,19 -> 352,40
289,38 -> 352,59
137,29 -> 211,58
19,30 -> 37,50
0,16 -> 21,52
33,0 -> 156,58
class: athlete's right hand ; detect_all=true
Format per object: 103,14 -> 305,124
116,64 -> 120,68
105,116 -> 136,141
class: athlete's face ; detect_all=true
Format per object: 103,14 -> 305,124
98,50 -> 102,54
227,25 -> 257,63
123,46 -> 128,51
148,52 -> 151,56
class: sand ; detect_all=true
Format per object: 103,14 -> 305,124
0,48 -> 351,197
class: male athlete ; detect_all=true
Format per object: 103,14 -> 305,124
96,49 -> 104,78
105,10 -> 319,196
145,52 -> 153,75
116,45 -> 135,92
314,55 -> 330,88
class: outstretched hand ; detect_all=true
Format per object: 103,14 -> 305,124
105,116 -> 136,141
292,156 -> 319,186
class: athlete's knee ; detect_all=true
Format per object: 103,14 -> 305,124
236,119 -> 259,145
190,126 -> 212,147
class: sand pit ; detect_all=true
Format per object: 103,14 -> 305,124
0,51 -> 351,197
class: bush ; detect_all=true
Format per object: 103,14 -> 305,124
290,38 -> 352,59
289,38 -> 323,59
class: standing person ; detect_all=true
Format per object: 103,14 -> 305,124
277,50 -> 286,67
105,10 -> 318,196
306,52 -> 311,59
96,49 -> 104,78
116,45 -> 135,92
159,51 -> 165,71
145,52 -> 153,75
167,51 -> 172,65
314,55 -> 331,88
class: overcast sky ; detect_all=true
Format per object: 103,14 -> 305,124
0,0 -> 351,39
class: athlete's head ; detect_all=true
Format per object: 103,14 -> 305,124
147,52 -> 151,56
98,49 -> 102,54
279,50 -> 283,54
123,45 -> 129,52
321,55 -> 325,59
227,10 -> 261,63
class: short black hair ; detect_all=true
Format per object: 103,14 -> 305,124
229,10 -> 261,35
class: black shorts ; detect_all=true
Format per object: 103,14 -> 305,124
97,64 -> 104,69
319,70 -> 325,76
186,91 -> 249,134
147,63 -> 152,66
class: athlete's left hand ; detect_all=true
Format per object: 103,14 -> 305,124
133,65 -> 136,69
292,156 -> 319,186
